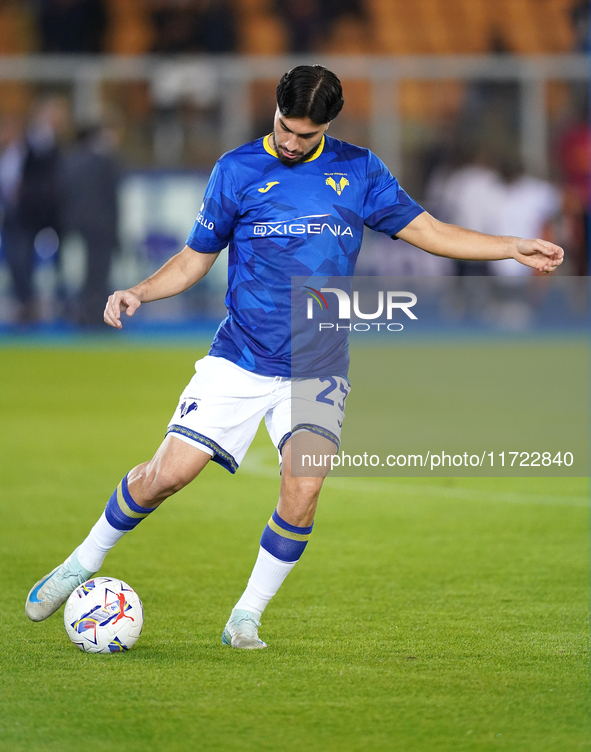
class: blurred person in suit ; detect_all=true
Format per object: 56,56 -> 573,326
0,96 -> 68,323
0,114 -> 27,310
59,122 -> 121,326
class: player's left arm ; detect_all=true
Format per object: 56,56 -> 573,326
396,211 -> 564,274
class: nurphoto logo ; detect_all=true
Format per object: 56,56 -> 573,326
304,287 -> 418,332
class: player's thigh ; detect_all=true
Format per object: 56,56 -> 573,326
266,375 -> 348,474
168,355 -> 277,474
148,433 -> 212,486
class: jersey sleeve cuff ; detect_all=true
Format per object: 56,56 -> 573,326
185,237 -> 226,254
390,206 -> 425,238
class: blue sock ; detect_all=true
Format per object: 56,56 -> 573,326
104,475 -> 157,532
259,509 -> 313,563
77,475 -> 158,572
234,509 -> 314,614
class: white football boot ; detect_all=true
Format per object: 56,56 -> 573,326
25,549 -> 96,622
222,609 -> 267,649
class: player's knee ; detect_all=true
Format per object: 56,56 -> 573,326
278,482 -> 320,527
293,476 -> 323,503
280,476 -> 322,519
140,462 -> 188,503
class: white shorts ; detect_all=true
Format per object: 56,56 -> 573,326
166,355 -> 349,473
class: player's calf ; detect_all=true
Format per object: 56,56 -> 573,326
126,434 -> 211,507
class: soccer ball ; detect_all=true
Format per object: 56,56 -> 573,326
64,577 -> 143,653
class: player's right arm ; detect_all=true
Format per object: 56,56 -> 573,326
104,246 -> 220,329
106,157 -> 238,329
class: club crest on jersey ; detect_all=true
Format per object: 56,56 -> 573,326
326,176 -> 349,195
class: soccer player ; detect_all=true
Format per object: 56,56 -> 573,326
26,65 -> 563,648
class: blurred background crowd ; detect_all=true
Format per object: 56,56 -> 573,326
0,0 -> 588,328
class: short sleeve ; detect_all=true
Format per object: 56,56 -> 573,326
363,151 -> 424,237
186,161 -> 240,253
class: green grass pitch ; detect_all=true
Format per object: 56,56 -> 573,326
1,345 -> 589,752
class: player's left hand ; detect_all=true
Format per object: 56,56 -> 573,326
514,238 -> 564,274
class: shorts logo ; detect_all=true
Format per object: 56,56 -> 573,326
258,181 -> 280,193
326,176 -> 349,195
180,400 -> 199,418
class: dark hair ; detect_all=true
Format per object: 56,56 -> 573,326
276,65 -> 344,125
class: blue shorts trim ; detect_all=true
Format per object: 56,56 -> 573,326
292,423 -> 340,450
166,424 -> 238,474
278,424 -> 340,453
278,431 -> 291,454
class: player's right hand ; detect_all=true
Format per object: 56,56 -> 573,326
104,290 -> 142,329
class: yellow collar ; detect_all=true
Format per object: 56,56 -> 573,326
263,133 -> 325,163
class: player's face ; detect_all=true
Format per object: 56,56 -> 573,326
272,109 -> 329,166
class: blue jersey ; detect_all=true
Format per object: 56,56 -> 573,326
186,133 -> 424,377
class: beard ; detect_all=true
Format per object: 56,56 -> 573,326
273,134 -> 319,167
